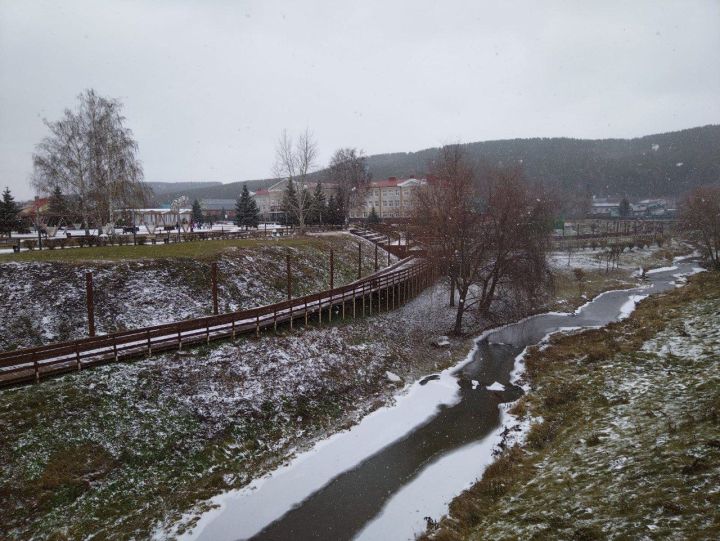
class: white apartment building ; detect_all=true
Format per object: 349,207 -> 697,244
349,177 -> 425,220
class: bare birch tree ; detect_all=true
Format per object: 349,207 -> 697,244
32,89 -> 147,232
414,145 -> 554,335
273,129 -> 318,230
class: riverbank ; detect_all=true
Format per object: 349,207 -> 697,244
423,270 -> 720,540
0,244 -> 681,539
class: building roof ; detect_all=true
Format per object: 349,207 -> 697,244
20,197 -> 49,215
369,177 -> 424,188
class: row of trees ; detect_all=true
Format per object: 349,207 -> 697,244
274,130 -> 371,229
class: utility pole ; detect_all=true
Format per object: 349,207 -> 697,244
86,272 -> 95,337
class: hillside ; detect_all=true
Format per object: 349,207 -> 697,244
149,178 -> 276,205
148,125 -> 720,203
365,124 -> 720,197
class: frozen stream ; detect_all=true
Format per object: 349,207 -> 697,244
180,260 -> 699,541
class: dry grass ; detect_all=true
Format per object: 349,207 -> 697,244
422,271 -> 720,541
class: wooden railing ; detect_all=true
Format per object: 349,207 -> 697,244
0,257 -> 437,387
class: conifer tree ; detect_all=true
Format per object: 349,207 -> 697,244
335,194 -> 346,225
235,188 -> 248,228
367,206 -> 380,225
619,197 -> 631,218
283,180 -> 299,225
192,199 -> 204,225
0,187 -> 22,238
326,195 -> 338,225
244,186 -> 260,228
310,183 -> 327,225
47,186 -> 68,226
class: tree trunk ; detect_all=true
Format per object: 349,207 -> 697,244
449,277 -> 455,307
453,299 -> 465,335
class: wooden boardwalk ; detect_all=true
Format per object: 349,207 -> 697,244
0,256 -> 436,387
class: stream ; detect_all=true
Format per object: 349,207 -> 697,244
182,260 -> 700,541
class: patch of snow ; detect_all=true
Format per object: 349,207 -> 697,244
646,265 -> 678,275
486,381 -> 506,391
385,371 -> 402,383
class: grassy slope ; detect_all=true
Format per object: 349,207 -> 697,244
0,237 -> 321,263
0,234 -> 383,350
0,281 -> 466,541
424,271 -> 720,541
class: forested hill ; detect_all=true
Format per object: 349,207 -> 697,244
150,125 -> 719,203
366,125 -> 720,197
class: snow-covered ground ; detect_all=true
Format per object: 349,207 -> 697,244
0,236 -> 382,350
548,239 -> 690,271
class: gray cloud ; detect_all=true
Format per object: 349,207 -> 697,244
1,0 -> 719,199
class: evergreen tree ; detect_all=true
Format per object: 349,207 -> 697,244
47,186 -> 67,226
326,195 -> 338,225
310,182 -> 327,225
243,185 -> 260,228
192,199 -> 204,225
367,206 -> 380,225
283,180 -> 299,225
0,187 -> 22,238
335,193 -> 346,225
619,197 -> 631,218
235,185 -> 250,228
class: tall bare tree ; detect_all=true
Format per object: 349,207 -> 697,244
414,145 -> 554,335
680,186 -> 720,269
273,129 -> 318,230
32,89 -> 147,232
326,147 -> 371,216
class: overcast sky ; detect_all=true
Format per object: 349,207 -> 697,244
1,0 -> 719,199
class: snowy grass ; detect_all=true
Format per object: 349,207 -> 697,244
0,277 -> 469,540
0,235 -> 385,350
0,236 -> 311,263
423,270 -> 720,541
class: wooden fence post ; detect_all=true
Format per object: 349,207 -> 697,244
211,262 -> 219,315
86,271 -> 95,337
287,253 -> 292,300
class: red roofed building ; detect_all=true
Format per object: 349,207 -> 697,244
20,197 -> 50,218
